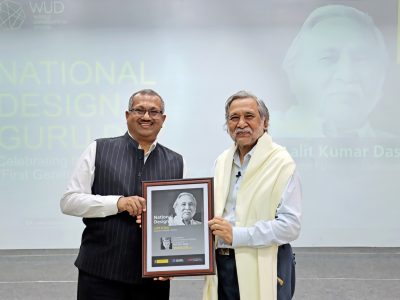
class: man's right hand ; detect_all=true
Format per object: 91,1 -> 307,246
117,196 -> 146,217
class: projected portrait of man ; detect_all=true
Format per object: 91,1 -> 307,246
278,4 -> 390,138
168,192 -> 202,226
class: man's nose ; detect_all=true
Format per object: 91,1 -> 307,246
141,111 -> 152,120
332,53 -> 358,82
237,116 -> 248,128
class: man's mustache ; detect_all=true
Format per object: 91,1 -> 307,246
235,128 -> 252,134
139,120 -> 153,124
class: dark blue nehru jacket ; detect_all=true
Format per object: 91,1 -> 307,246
75,132 -> 184,284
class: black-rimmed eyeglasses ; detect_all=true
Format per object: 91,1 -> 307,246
129,108 -> 163,118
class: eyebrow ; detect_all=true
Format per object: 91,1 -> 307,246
133,105 -> 160,110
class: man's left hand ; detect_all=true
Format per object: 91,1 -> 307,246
154,277 -> 174,281
136,214 -> 142,227
209,216 -> 233,245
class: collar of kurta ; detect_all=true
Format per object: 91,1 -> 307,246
126,131 -> 158,155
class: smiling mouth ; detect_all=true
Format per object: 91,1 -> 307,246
326,87 -> 361,97
139,122 -> 153,128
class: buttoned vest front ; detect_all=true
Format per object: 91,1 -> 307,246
75,132 -> 184,283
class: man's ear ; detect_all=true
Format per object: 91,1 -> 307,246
264,119 -> 269,132
160,114 -> 166,127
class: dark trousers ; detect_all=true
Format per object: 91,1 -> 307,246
216,245 -> 296,300
216,249 -> 240,300
77,271 -> 170,300
277,244 -> 296,300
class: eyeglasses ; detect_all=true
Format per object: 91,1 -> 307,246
129,108 -> 164,118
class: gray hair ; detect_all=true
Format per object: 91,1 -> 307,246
173,192 -> 197,209
282,5 -> 388,73
128,89 -> 165,113
224,90 -> 269,132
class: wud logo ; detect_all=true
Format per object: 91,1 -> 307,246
29,0 -> 64,14
0,0 -> 25,30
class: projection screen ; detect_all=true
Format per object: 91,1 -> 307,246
0,0 -> 399,248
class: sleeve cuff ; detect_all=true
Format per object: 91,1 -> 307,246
232,227 -> 249,247
99,195 -> 121,216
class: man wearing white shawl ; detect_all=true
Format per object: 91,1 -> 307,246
203,91 -> 302,300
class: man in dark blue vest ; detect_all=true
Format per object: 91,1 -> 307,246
61,89 -> 184,300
